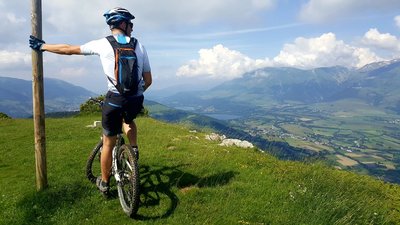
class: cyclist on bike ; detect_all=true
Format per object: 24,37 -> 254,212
29,7 -> 152,195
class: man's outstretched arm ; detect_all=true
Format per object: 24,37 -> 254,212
41,44 -> 81,55
29,35 -> 81,55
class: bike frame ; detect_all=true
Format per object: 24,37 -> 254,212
112,135 -> 123,184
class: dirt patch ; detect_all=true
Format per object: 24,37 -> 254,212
180,186 -> 199,194
336,154 -> 358,166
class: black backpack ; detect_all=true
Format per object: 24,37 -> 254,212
106,35 -> 139,96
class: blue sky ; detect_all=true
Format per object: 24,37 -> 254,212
0,0 -> 399,94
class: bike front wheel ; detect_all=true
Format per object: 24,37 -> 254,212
86,136 -> 125,184
86,139 -> 103,183
116,144 -> 140,217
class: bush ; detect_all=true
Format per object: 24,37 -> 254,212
79,95 -> 104,114
139,107 -> 149,117
0,112 -> 11,119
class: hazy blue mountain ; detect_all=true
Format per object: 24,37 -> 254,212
159,59 -> 400,115
0,77 -> 97,118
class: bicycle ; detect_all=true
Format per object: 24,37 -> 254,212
85,97 -> 140,218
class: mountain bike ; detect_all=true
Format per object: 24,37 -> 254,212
85,98 -> 140,218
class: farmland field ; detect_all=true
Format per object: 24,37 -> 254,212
229,102 -> 400,183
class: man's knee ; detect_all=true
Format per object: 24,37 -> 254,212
103,135 -> 117,147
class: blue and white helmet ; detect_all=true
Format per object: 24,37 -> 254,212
103,7 -> 135,25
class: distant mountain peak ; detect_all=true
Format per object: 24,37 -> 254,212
357,58 -> 400,73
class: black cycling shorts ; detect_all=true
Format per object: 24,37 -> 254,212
102,91 -> 144,136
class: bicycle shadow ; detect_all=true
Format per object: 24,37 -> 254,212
134,164 -> 237,220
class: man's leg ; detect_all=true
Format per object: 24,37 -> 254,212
123,121 -> 137,146
101,134 -> 117,183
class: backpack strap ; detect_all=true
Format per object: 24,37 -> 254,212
106,75 -> 117,89
130,37 -> 138,50
106,35 -> 137,49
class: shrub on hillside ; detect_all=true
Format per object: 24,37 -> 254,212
79,95 -> 104,114
0,112 -> 11,119
140,107 -> 149,117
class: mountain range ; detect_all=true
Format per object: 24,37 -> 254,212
157,59 -> 400,116
3,59 -> 399,119
0,77 -> 97,118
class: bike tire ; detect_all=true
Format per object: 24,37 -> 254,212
86,139 -> 103,184
116,144 -> 140,217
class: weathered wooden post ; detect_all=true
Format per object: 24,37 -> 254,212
31,0 -> 47,191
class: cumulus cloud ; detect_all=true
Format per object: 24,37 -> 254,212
178,32 -> 387,79
177,45 -> 271,79
299,0 -> 400,23
274,33 -> 381,68
0,50 -> 31,69
361,28 -> 400,51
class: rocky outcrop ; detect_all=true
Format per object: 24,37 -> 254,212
205,133 -> 254,148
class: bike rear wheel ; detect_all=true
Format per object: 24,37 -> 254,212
116,144 -> 140,217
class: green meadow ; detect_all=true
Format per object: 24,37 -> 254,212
1,116 -> 399,224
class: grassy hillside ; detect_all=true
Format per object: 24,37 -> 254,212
1,116 -> 399,224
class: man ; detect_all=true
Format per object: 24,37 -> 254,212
29,7 -> 152,195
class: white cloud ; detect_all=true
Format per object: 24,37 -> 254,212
59,67 -> 88,77
274,33 -> 381,68
1,0 -> 398,91
0,50 -> 30,69
361,28 -> 400,51
41,0 -> 276,35
395,15 -> 400,29
5,13 -> 26,24
0,3 -> 30,45
133,0 -> 275,28
178,32 -> 387,80
299,0 -> 400,23
176,44 -> 271,79
43,2 -> 112,36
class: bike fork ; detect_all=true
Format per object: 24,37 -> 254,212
112,147 -> 121,183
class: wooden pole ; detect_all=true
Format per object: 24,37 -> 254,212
31,0 -> 47,191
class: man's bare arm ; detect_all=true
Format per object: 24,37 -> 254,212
41,44 -> 81,55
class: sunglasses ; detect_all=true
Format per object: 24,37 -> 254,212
127,22 -> 133,28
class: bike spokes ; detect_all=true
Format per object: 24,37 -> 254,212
86,139 -> 103,183
116,145 -> 140,217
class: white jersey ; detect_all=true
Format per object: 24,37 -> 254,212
80,34 -> 151,96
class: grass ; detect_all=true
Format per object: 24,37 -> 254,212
1,116 -> 400,224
